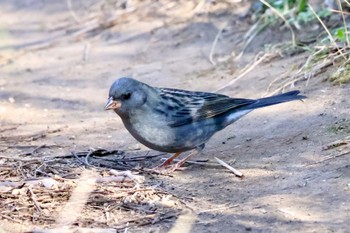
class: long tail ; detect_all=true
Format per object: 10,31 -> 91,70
248,90 -> 306,109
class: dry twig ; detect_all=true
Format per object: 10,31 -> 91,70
214,157 -> 243,177
214,52 -> 273,92
323,138 -> 350,150
259,0 -> 296,46
28,186 -> 43,212
306,150 -> 350,166
209,19 -> 230,65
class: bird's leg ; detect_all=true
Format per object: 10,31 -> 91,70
169,148 -> 202,171
158,152 -> 182,168
156,145 -> 205,172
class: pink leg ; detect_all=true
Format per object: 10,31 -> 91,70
168,148 -> 202,172
158,152 -> 182,167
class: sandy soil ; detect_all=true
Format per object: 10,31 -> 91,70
1,1 -> 349,232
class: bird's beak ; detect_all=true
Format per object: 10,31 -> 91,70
104,97 -> 121,111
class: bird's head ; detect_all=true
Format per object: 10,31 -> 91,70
104,77 -> 149,115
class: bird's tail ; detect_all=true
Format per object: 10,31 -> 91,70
248,90 -> 306,109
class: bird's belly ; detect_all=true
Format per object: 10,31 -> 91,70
122,118 -> 215,153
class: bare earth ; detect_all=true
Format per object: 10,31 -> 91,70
1,1 -> 349,233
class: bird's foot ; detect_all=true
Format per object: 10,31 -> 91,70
153,163 -> 187,174
154,148 -> 202,173
157,152 -> 182,168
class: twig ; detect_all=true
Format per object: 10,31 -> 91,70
337,1 -> 349,47
124,222 -> 129,233
214,157 -> 243,177
28,186 -> 43,212
308,3 -> 347,60
0,215 -> 23,224
320,150 -> 350,163
209,19 -> 230,65
109,152 -> 165,162
16,161 -> 27,179
235,17 -> 268,60
214,52 -> 272,92
329,8 -> 350,16
18,144 -> 46,156
323,138 -> 350,150
259,0 -> 296,46
71,151 -> 86,165
57,148 -> 122,159
0,181 -> 26,188
266,50 -> 350,95
66,0 -> 81,24
306,150 -> 350,166
5,144 -> 59,149
137,168 -> 174,177
84,150 -> 94,166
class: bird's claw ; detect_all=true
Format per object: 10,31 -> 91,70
154,163 -> 187,174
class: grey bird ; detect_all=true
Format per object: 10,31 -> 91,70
105,77 -> 306,171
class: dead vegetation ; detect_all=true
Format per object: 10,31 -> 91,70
0,140 -> 184,232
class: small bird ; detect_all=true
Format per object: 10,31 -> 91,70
105,77 -> 306,171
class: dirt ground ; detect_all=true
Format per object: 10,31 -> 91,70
1,1 -> 350,233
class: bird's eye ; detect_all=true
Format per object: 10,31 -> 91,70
122,93 -> 132,100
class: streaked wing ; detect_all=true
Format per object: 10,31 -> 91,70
156,88 -> 256,127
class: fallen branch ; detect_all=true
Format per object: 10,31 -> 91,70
322,138 -> 350,150
17,144 -> 47,156
214,157 -> 243,177
27,186 -> 43,212
309,150 -> 350,165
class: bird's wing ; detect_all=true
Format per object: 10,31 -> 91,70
157,88 -> 256,127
